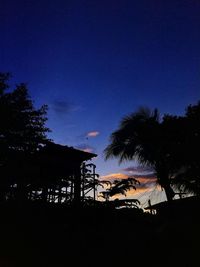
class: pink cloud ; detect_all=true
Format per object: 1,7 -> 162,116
86,131 -> 100,137
100,173 -> 156,183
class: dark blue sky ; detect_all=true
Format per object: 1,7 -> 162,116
1,0 -> 200,181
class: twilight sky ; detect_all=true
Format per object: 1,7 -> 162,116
1,0 -> 200,206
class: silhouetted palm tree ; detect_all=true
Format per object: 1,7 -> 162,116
99,177 -> 139,201
104,107 -> 175,201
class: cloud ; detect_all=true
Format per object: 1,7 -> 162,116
133,173 -> 155,179
100,172 -> 156,182
86,131 -> 100,137
51,100 -> 81,115
75,144 -> 95,153
76,131 -> 100,142
51,100 -> 71,114
122,166 -> 154,174
137,177 -> 157,184
100,173 -> 128,181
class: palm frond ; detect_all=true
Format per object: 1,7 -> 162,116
171,167 -> 200,195
99,177 -> 140,200
104,106 -> 160,165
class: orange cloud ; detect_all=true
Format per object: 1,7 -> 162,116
87,131 -> 100,137
137,177 -> 157,183
100,173 -> 156,183
100,173 -> 128,181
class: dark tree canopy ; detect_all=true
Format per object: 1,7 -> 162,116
105,102 -> 200,201
0,73 -> 50,156
104,107 -> 175,201
0,73 -> 50,200
168,102 -> 200,195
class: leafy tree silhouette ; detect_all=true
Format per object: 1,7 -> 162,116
166,101 -> 200,196
0,73 -> 50,201
104,107 -> 176,201
105,103 -> 200,201
99,177 -> 139,201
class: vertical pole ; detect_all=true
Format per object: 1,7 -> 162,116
58,182 -> 61,204
74,165 -> 81,208
93,165 -> 96,204
70,176 -> 74,203
148,199 -> 152,215
82,163 -> 85,202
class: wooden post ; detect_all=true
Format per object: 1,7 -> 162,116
148,199 -> 153,214
74,166 -> 81,208
93,165 -> 96,204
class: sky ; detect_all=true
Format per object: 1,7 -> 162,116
1,0 -> 200,207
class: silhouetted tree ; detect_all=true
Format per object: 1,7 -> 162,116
0,74 -> 49,153
105,103 -> 200,201
167,102 -> 200,195
104,107 -> 175,201
99,177 -> 139,201
0,73 -> 50,201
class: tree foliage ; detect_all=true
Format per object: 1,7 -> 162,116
0,73 -> 50,156
105,102 -> 200,201
168,102 -> 200,195
0,73 -> 50,200
99,177 -> 140,201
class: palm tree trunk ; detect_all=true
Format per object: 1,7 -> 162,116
155,164 -> 175,202
162,182 -> 175,202
157,168 -> 175,202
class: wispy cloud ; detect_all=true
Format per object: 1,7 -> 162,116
51,100 -> 70,114
51,100 -> 81,115
122,166 -> 154,174
86,131 -> 100,137
100,172 -> 155,181
75,144 -> 95,153
137,177 -> 157,184
100,173 -> 128,181
133,173 -> 155,179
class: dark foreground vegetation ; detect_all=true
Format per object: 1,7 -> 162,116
0,200 -> 199,267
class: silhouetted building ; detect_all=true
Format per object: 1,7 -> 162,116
1,142 -> 98,207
